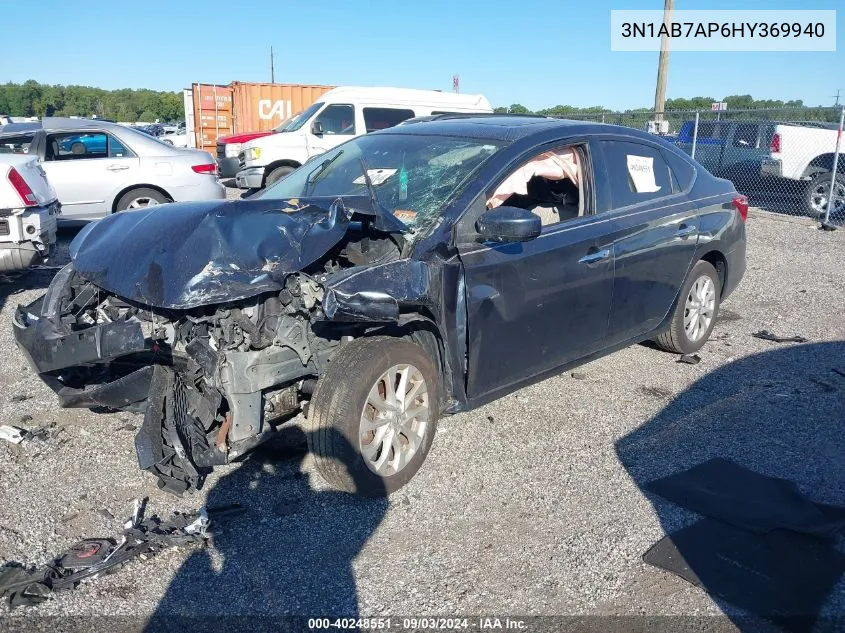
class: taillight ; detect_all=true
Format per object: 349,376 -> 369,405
191,163 -> 217,175
8,168 -> 37,206
770,133 -> 781,153
732,195 -> 749,222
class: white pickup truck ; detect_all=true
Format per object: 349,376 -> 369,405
761,122 -> 844,217
0,154 -> 60,272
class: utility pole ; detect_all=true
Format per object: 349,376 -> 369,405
653,0 -> 674,121
834,89 -> 841,107
270,46 -> 275,83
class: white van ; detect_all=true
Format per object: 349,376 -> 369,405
235,86 -> 493,189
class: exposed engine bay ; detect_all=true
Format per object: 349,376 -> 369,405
12,195 -> 445,495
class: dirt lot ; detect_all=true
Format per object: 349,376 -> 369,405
0,208 -> 844,627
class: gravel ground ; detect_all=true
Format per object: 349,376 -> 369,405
0,207 -> 843,628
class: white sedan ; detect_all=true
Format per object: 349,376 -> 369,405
0,118 -> 224,223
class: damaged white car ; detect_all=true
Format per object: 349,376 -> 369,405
0,154 -> 60,272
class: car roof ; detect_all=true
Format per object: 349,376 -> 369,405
0,122 -> 41,135
378,114 -> 663,144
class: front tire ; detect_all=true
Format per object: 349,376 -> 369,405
308,336 -> 439,497
265,165 -> 295,187
654,260 -> 721,354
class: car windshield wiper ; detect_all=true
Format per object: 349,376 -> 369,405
358,156 -> 379,210
304,150 -> 343,196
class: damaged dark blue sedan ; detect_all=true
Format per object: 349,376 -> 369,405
13,115 -> 746,496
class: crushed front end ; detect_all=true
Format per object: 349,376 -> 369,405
14,263 -> 347,494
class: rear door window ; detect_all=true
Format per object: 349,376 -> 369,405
108,135 -> 135,158
663,150 -> 696,193
695,122 -> 729,144
732,123 -> 760,148
600,140 -> 674,208
45,132 -> 108,160
363,107 -> 415,132
0,134 -> 35,154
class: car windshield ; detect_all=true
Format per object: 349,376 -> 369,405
273,116 -> 295,132
281,102 -> 324,133
256,133 -> 503,233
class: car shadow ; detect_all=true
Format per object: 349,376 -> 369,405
144,425 -> 388,631
615,341 -> 845,631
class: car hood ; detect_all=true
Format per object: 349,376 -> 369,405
69,196 -> 407,310
219,131 -> 274,144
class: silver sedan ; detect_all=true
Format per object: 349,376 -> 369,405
0,117 -> 225,223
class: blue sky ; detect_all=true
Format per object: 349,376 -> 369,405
1,0 -> 842,110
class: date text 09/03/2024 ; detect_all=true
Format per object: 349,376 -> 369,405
307,617 -> 529,630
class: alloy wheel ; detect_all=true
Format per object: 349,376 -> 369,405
359,363 -> 430,476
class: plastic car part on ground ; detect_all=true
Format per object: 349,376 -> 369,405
752,330 -> 809,343
0,425 -> 27,444
0,498 -> 243,608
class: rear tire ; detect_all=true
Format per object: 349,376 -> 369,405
308,336 -> 439,497
265,165 -> 295,187
805,172 -> 845,220
116,188 -> 169,211
654,260 -> 721,354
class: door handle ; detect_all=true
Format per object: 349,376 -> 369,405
578,249 -> 610,264
676,224 -> 697,238
107,164 -> 129,171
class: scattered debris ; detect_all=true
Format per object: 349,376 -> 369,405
97,509 -> 115,521
752,330 -> 808,344
18,415 -> 32,425
116,423 -> 137,432
60,513 -> 79,524
677,354 -> 701,365
486,415 -> 495,423
639,386 -> 673,399
9,394 -> 31,402
0,498 -> 230,609
717,309 -> 742,322
0,425 -> 27,445
570,372 -> 587,380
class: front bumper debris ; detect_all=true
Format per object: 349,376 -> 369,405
13,296 -> 147,375
235,166 -> 264,189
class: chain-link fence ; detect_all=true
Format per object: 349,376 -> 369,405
561,106 -> 845,227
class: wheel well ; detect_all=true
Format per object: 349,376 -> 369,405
804,153 -> 845,178
356,318 -> 453,411
111,184 -> 173,213
700,250 -> 728,296
263,160 -> 302,185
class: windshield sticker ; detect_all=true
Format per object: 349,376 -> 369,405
393,209 -> 417,223
353,169 -> 397,186
626,155 -> 661,193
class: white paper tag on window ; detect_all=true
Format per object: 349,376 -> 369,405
353,169 -> 397,186
626,155 -> 661,193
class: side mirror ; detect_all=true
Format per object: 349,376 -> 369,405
476,206 -> 542,243
311,121 -> 324,136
